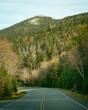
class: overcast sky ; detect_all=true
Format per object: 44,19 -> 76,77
0,0 -> 88,29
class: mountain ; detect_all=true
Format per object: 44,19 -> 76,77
0,16 -> 59,38
0,13 -> 88,92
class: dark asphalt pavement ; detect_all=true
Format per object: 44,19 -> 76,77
0,87 -> 88,110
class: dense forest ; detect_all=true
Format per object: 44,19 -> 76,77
0,12 -> 88,98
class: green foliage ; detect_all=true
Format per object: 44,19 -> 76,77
82,77 -> 88,94
33,63 -> 59,88
0,13 -> 88,95
57,50 -> 87,94
0,66 -> 17,99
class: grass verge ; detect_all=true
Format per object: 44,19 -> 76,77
12,91 -> 27,99
0,91 -> 27,101
69,91 -> 88,102
61,89 -> 88,102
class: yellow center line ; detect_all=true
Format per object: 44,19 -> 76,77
40,92 -> 45,110
43,92 -> 45,110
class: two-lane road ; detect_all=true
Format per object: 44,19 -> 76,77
0,88 -> 88,110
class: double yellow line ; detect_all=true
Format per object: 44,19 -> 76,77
40,92 -> 45,110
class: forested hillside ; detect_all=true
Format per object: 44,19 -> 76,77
0,13 -> 88,98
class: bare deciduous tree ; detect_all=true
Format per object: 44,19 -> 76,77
69,48 -> 85,80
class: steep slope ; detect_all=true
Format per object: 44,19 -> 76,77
0,13 -> 88,82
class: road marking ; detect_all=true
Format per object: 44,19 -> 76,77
40,92 -> 45,110
57,90 -> 88,110
0,99 -> 20,110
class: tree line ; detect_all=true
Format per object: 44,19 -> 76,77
0,13 -> 88,98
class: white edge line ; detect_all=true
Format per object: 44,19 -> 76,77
0,99 -> 19,110
0,89 -> 28,110
57,90 -> 88,110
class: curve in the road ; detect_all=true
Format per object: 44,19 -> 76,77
0,88 -> 88,110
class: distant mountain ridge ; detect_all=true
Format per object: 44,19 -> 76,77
0,15 -> 58,38
0,12 -> 88,82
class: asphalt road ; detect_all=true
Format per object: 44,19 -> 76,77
0,87 -> 88,110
